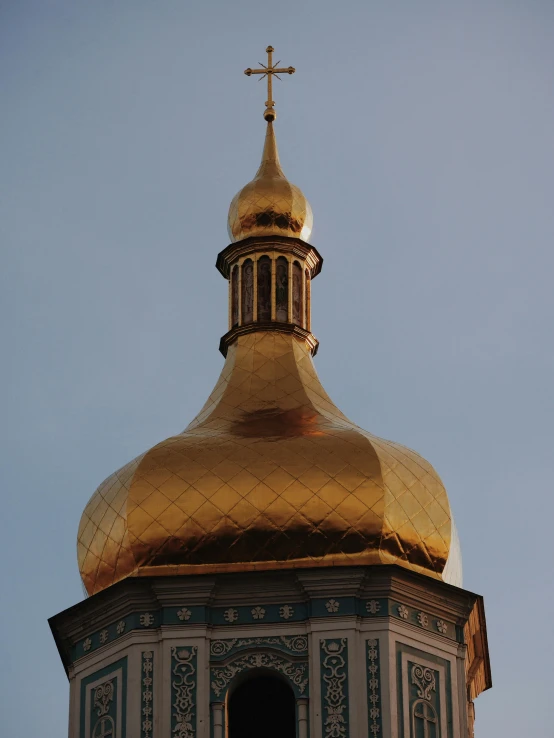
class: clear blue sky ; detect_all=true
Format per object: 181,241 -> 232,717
2,1 -> 553,735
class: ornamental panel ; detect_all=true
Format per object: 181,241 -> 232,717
141,651 -> 154,738
320,638 -> 349,738
171,646 -> 198,738
208,635 -> 309,708
366,639 -> 382,737
409,662 -> 440,738
210,635 -> 308,661
79,657 -> 127,738
397,646 -> 453,738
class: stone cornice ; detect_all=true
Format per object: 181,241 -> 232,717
49,565 -> 487,677
219,322 -> 319,357
216,235 -> 323,280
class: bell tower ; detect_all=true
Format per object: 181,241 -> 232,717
50,46 -> 491,738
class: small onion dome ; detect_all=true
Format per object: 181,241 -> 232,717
228,121 -> 313,243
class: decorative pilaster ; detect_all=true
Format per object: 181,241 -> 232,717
171,646 -> 198,738
297,697 -> 309,738
141,651 -> 154,738
320,638 -> 349,738
366,639 -> 382,737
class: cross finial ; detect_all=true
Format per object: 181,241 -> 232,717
244,46 -> 295,121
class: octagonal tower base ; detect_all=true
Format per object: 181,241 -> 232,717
50,565 -> 490,738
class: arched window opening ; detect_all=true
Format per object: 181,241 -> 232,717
292,261 -> 303,326
257,256 -> 272,322
231,264 -> 239,327
228,674 -> 296,738
241,259 -> 254,324
412,699 -> 439,738
276,257 -> 289,322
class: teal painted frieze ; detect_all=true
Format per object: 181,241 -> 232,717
72,598 -> 459,665
393,603 -> 455,639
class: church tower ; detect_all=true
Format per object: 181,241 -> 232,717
50,47 -> 491,738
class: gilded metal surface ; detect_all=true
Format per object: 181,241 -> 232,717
227,121 -> 313,243
244,45 -> 295,122
78,48 -> 461,596
219,321 -> 319,357
78,331 -> 459,595
216,236 -> 322,280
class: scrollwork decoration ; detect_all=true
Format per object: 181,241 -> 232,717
320,639 -> 349,738
209,635 -> 308,659
94,680 -> 114,717
411,663 -> 436,702
210,653 -> 308,697
171,646 -> 197,738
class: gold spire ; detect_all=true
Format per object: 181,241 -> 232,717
244,45 -> 295,121
228,47 -> 312,243
255,119 -> 285,179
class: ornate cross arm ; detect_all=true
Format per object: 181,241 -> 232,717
244,45 -> 295,121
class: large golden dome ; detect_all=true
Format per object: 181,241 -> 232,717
78,56 -> 462,596
227,121 -> 313,243
78,331 -> 461,595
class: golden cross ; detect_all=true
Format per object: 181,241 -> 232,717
244,46 -> 295,121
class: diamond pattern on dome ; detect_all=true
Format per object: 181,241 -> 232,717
79,332 -> 454,595
227,120 -> 313,243
228,180 -> 313,243
78,456 -> 142,594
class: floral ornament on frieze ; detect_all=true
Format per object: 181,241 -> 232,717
397,605 -> 409,619
325,599 -> 340,613
224,608 -> 238,623
417,612 -> 429,627
279,604 -> 294,620
366,600 -> 381,615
